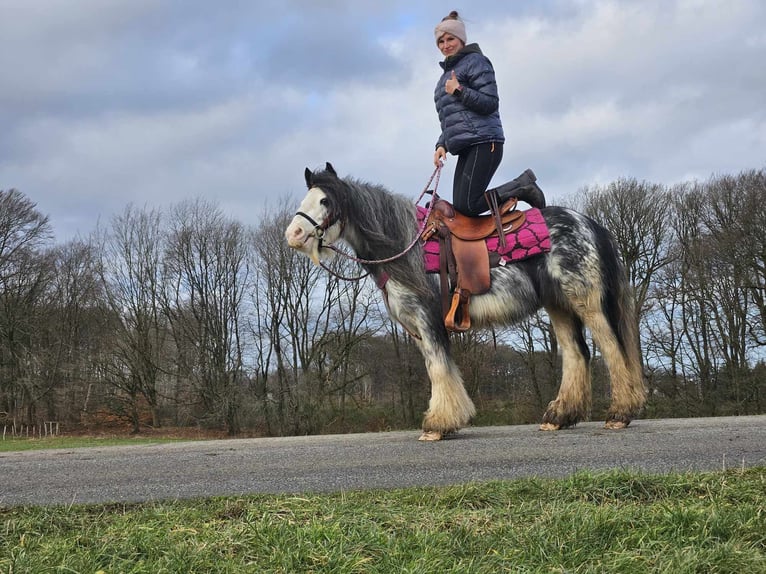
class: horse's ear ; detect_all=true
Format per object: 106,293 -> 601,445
304,167 -> 313,189
325,162 -> 337,176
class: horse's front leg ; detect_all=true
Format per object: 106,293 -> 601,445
415,333 -> 476,441
386,282 -> 475,441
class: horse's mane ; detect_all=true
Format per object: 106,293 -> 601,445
310,168 -> 434,296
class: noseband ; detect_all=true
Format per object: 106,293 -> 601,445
294,209 -> 341,252
293,208 -> 369,281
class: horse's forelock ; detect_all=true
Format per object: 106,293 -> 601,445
305,168 -> 349,227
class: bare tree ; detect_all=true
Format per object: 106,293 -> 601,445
306,256 -> 383,432
579,178 -> 673,403
643,252 -> 691,416
164,198 -> 250,434
3,167 -> 766,436
248,201 -> 321,434
252,201 -> 387,433
580,177 -> 674,318
691,171 -> 766,412
371,320 -> 429,428
672,183 -> 724,414
738,170 -> 766,348
97,205 -> 171,432
0,190 -> 52,270
36,239 -> 106,424
500,314 -> 560,419
0,189 -> 54,424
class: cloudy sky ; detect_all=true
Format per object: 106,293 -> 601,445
1,0 -> 764,241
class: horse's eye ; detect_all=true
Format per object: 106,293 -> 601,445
320,198 -> 329,207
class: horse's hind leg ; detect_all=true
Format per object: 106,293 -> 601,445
585,310 -> 646,428
415,334 -> 476,441
541,310 -> 591,430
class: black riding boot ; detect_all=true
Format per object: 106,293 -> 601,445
484,168 -> 545,209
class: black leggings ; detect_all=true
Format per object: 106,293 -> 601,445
451,141 -> 503,216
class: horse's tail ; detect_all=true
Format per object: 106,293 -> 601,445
612,268 -> 643,376
597,226 -> 647,421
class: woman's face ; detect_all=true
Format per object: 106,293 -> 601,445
437,33 -> 463,58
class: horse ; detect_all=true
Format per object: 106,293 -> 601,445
285,163 -> 646,441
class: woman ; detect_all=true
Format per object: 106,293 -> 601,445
433,11 -> 541,216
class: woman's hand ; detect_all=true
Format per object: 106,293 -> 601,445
433,146 -> 447,167
445,70 -> 461,95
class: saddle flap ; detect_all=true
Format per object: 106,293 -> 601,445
451,236 -> 490,295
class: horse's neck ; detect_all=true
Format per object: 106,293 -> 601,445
346,194 -> 410,257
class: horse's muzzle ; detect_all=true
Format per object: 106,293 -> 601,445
285,220 -> 309,249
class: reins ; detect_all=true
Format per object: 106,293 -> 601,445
315,164 -> 443,281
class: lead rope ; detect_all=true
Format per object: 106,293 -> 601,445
319,164 -> 443,279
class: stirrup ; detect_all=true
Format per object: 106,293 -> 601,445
445,288 -> 471,332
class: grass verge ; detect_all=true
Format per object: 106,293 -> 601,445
2,467 -> 764,573
0,436 -> 193,452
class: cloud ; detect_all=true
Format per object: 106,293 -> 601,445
0,0 -> 764,240
473,0 -> 766,188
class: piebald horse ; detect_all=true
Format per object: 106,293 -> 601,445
285,163 -> 646,440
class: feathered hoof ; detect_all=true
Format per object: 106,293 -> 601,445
418,429 -> 459,441
604,419 -> 629,429
418,430 -> 443,441
540,402 -> 582,430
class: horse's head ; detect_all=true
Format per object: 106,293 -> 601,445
285,162 -> 345,265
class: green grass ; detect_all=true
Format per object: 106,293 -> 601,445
2,468 -> 764,573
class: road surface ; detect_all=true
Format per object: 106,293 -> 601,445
1,415 -> 764,507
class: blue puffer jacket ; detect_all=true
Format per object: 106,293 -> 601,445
434,43 -> 504,155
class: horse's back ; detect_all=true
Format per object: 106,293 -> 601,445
538,206 -> 617,270
473,205 -> 622,326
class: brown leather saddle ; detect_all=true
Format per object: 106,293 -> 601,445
421,197 -> 526,332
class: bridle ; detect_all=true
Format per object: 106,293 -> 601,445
293,208 -> 333,253
296,164 -> 443,281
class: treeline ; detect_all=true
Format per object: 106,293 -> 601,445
1,169 -> 764,436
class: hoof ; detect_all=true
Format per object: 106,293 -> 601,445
604,419 -> 629,430
418,430 -> 443,441
541,400 -> 583,430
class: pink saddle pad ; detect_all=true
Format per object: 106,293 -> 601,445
417,206 -> 551,273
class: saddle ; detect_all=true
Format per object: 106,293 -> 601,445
421,197 -> 526,332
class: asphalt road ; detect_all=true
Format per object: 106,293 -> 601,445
2,415 -> 764,507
